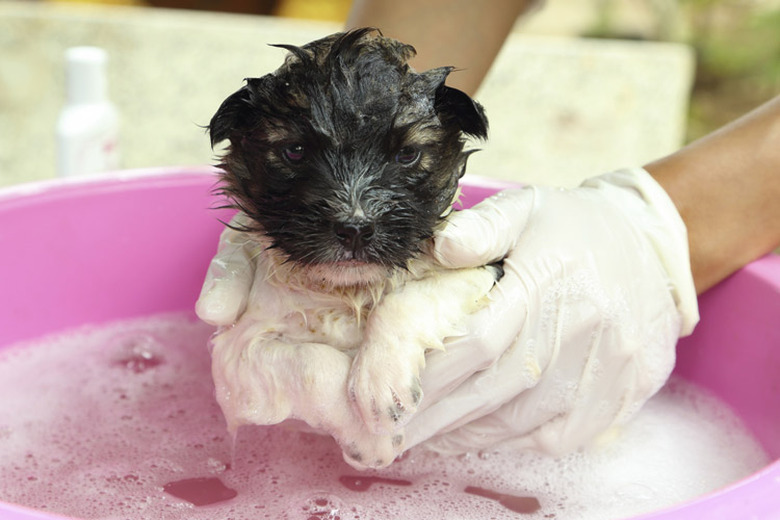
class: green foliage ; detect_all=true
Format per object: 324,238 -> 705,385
681,2 -> 780,140
581,1 -> 779,141
688,4 -> 780,88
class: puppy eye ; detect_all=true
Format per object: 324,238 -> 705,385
282,144 -> 305,164
395,147 -> 420,166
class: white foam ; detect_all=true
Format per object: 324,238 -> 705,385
0,313 -> 771,520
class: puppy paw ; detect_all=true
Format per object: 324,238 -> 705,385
340,430 -> 406,470
348,353 -> 423,435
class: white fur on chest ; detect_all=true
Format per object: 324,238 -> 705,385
210,243 -> 497,470
243,251 -> 452,353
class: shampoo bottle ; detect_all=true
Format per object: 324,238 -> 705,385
56,47 -> 120,177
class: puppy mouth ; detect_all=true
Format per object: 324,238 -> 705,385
333,259 -> 372,267
303,258 -> 389,287
258,212 -> 430,286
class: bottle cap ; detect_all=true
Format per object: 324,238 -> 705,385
65,46 -> 109,105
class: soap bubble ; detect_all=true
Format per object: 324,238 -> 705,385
0,313 -> 770,520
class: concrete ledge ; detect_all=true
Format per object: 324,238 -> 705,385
0,2 -> 693,187
474,34 -> 694,186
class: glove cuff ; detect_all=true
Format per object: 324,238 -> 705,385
582,168 -> 700,336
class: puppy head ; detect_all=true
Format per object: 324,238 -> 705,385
209,28 -> 488,286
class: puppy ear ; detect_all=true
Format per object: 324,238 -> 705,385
209,75 -> 273,148
208,85 -> 252,148
435,85 -> 489,140
420,67 -> 488,140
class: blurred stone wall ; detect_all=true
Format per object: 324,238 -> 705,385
0,1 -> 693,187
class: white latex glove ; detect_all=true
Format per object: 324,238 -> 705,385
403,167 -> 700,456
196,213 -> 258,326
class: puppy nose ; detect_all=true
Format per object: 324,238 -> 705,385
334,221 -> 374,251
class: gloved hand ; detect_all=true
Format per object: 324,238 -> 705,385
196,168 -> 699,460
196,213 -> 257,327
402,167 -> 700,456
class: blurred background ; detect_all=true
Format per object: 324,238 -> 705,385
112,0 -> 780,142
0,0 -> 778,187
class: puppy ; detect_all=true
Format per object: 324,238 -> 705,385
205,28 -> 501,470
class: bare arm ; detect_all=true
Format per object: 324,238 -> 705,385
346,0 -> 537,96
645,95 -> 780,293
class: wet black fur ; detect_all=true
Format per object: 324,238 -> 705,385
209,28 -> 488,271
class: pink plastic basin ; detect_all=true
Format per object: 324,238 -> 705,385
0,167 -> 778,519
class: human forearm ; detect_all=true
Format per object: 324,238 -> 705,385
645,95 -> 780,293
346,0 -> 537,96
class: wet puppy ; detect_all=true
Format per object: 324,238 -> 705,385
206,28 -> 500,469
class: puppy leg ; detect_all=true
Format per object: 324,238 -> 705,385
348,265 -> 500,434
211,328 -> 402,469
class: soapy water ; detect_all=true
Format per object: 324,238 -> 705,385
0,313 -> 770,520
